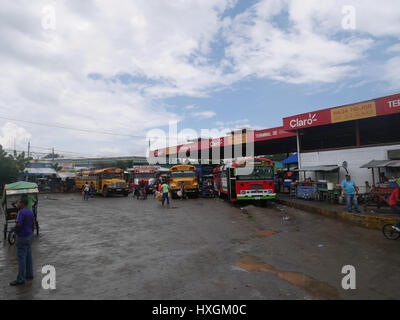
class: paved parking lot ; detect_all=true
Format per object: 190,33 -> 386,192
1,193 -> 400,300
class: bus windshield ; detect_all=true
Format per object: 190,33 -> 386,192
171,171 -> 196,178
236,166 -> 274,181
135,173 -> 155,179
101,173 -> 123,179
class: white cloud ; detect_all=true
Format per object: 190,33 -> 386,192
193,111 -> 216,119
0,0 -> 399,156
99,147 -> 121,155
0,122 -> 31,150
222,0 -> 375,84
216,119 -> 250,128
0,0 -> 233,155
384,57 -> 400,88
184,105 -> 197,110
387,44 -> 400,54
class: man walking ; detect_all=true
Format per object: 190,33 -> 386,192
130,181 -> 136,198
341,175 -> 360,213
161,181 -> 170,206
10,197 -> 34,286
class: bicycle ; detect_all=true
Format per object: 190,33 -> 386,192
382,223 -> 400,240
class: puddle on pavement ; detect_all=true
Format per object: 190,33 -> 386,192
253,230 -> 277,238
235,255 -> 339,300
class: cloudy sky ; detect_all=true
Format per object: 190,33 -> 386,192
0,0 -> 399,158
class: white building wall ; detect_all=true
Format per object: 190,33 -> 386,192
300,144 -> 400,192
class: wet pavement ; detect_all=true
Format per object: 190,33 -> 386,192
1,193 -> 400,300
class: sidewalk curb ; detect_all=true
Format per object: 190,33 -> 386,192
277,198 -> 397,230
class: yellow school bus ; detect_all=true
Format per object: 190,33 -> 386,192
169,165 -> 199,198
75,168 -> 130,197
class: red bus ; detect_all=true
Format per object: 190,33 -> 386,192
130,166 -> 158,187
213,158 -> 276,203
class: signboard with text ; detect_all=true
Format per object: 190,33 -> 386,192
254,127 -> 296,142
283,92 -> 400,131
283,109 -> 331,131
331,100 -> 376,123
376,93 -> 400,116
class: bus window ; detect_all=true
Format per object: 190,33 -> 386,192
170,171 -> 196,178
236,166 -> 274,180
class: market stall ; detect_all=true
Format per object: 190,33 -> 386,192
295,165 -> 342,202
280,153 -> 299,194
360,160 -> 400,210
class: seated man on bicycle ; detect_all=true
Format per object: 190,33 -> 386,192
389,179 -> 400,232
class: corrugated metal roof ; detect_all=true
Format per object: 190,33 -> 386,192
360,160 -> 400,168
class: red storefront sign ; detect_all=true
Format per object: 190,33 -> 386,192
375,93 -> 400,116
283,109 -> 331,131
177,142 -> 198,155
152,148 -> 166,157
283,93 -> 400,131
254,127 -> 296,142
210,137 -> 226,149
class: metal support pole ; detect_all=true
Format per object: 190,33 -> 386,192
296,130 -> 302,179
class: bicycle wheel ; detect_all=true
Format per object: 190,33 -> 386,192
382,224 -> 400,240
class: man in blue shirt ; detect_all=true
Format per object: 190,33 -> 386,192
10,197 -> 35,286
341,175 -> 360,213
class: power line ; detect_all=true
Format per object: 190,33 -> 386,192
29,145 -> 87,155
0,115 -> 147,139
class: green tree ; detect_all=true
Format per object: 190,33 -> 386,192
0,145 -> 31,187
114,160 -> 134,170
52,162 -> 63,172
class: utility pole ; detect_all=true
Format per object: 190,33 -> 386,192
27,141 -> 30,158
52,148 -> 55,162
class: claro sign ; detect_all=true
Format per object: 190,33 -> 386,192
289,113 -> 317,128
283,109 -> 331,131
